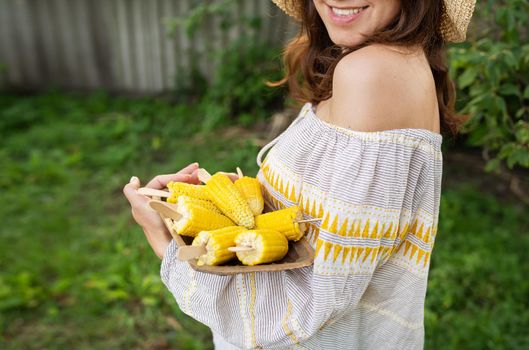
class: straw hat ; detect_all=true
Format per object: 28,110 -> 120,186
271,0 -> 476,43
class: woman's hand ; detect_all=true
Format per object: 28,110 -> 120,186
123,162 -> 200,259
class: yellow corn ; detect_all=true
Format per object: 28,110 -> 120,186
205,173 -> 255,229
166,181 -> 210,203
192,226 -> 247,266
173,196 -> 235,237
234,176 -> 264,216
255,206 -> 305,241
234,229 -> 288,266
170,195 -> 220,213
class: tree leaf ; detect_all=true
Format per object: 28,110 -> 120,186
484,157 -> 501,173
458,68 -> 478,89
514,122 -> 529,143
498,83 -> 521,97
524,85 -> 529,100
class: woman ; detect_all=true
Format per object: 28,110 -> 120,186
123,0 -> 475,348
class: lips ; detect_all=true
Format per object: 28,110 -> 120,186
331,5 -> 369,16
327,4 -> 369,24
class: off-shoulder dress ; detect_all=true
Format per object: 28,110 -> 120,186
161,102 -> 443,349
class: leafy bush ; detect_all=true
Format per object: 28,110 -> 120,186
200,37 -> 285,129
166,0 -> 285,130
449,0 -> 529,172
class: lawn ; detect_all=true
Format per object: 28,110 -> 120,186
1,92 -> 528,349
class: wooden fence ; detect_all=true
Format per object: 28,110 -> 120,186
0,0 -> 298,93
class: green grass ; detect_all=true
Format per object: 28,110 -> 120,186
0,91 -> 260,349
426,184 -> 529,349
0,92 -> 528,349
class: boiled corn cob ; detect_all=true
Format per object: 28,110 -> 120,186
173,196 -> 235,237
255,206 -> 306,241
232,229 -> 288,266
169,195 -> 221,213
202,171 -> 255,229
234,172 -> 264,216
166,181 -> 210,202
192,226 -> 246,266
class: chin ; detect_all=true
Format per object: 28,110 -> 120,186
329,33 -> 366,47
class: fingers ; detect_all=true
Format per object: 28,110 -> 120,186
129,176 -> 140,189
145,163 -> 200,189
145,173 -> 193,189
177,162 -> 199,175
126,163 -> 241,196
189,168 -> 202,185
123,176 -> 140,200
123,176 -> 148,209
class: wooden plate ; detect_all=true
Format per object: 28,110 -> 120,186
157,203 -> 315,275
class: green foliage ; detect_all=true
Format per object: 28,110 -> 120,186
165,0 -> 236,38
200,37 -> 285,130
449,0 -> 529,172
426,183 -> 529,349
165,0 -> 285,131
0,92 -> 260,349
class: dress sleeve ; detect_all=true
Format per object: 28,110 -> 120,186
160,130 -> 442,349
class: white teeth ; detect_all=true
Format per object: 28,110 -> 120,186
331,6 -> 366,16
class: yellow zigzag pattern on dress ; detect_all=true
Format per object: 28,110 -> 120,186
304,222 -> 320,246
262,158 -> 437,268
314,214 -> 436,267
262,160 -> 299,203
262,184 -> 285,211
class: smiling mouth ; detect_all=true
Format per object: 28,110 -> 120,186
330,5 -> 369,17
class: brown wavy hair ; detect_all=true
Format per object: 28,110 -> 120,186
268,0 -> 469,137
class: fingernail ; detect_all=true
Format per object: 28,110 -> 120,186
193,162 -> 199,167
130,176 -> 138,183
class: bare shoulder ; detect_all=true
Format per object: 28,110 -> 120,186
334,44 -> 411,82
326,44 -> 439,132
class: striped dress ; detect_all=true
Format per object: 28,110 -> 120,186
161,102 -> 443,349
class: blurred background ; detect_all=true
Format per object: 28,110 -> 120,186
0,0 -> 528,349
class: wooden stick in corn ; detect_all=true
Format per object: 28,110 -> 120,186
198,168 -> 255,229
227,246 -> 255,252
173,195 -> 235,237
254,206 -> 307,241
234,167 -> 264,216
177,245 -> 207,261
166,181 -> 210,203
232,229 -> 289,266
191,226 -> 246,266
138,188 -> 171,198
297,218 -> 322,223
149,200 -> 182,220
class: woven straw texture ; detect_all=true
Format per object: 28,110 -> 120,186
272,0 -> 476,43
